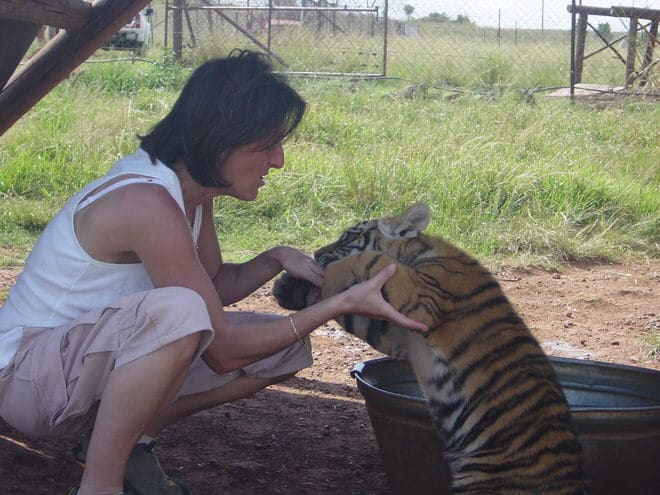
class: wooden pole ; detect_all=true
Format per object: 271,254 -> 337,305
575,12 -> 588,84
0,20 -> 42,90
569,0 -> 577,99
0,0 -> 150,137
626,16 -> 639,85
173,0 -> 183,61
641,18 -> 659,85
164,0 -> 169,49
0,0 -> 91,30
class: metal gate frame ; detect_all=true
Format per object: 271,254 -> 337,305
568,1 -> 659,97
165,0 -> 389,77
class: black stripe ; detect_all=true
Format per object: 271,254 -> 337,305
363,253 -> 381,272
412,254 -> 480,270
453,355 -> 556,435
429,398 -> 463,423
366,318 -> 388,349
457,438 -> 583,485
343,314 -> 354,334
449,294 -> 511,320
450,383 -> 569,453
454,334 -> 542,388
449,314 -> 528,364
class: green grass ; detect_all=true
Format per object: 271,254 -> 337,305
0,59 -> 658,271
643,332 -> 660,359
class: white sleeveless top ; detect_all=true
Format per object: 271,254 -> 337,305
0,148 -> 202,369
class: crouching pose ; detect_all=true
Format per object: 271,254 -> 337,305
0,50 -> 426,495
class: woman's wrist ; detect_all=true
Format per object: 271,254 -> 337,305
288,314 -> 305,346
265,245 -> 287,270
257,246 -> 288,276
319,287 -> 354,317
290,290 -> 350,339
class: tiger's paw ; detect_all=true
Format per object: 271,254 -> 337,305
272,272 -> 319,310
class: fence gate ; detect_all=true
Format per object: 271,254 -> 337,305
165,0 -> 389,77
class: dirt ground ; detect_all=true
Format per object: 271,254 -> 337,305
0,261 -> 658,494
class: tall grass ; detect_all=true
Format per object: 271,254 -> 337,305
0,59 -> 657,270
181,25 -> 573,88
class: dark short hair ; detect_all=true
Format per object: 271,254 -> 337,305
139,50 -> 306,187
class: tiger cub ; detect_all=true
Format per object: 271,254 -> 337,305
273,203 -> 588,494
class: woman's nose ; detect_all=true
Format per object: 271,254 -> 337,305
269,143 -> 284,169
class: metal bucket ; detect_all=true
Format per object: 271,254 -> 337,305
352,356 -> 660,495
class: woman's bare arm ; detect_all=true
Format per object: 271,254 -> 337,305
196,200 -> 323,306
85,185 -> 426,375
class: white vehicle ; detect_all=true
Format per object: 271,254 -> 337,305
106,10 -> 152,52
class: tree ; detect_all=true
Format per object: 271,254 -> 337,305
454,14 -> 472,24
597,22 -> 612,39
403,5 -> 414,20
426,12 -> 450,23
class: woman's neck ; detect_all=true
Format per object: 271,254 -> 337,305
174,163 -> 215,218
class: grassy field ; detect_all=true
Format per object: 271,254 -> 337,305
0,55 -> 658,272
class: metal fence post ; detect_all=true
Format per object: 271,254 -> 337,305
173,0 -> 183,61
382,0 -> 388,77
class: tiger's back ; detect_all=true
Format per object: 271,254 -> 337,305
273,204 -> 588,494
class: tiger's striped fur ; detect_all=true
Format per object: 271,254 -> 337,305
273,204 -> 588,494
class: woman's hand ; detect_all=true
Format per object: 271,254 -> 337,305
274,246 -> 325,287
342,264 -> 429,334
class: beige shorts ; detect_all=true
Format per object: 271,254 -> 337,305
0,287 -> 312,438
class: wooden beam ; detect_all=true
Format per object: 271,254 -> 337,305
567,4 -> 660,21
0,0 -> 150,136
626,16 -> 639,85
641,18 -> 659,86
567,5 -> 611,17
610,6 -> 660,21
172,0 -> 182,60
574,13 -> 588,84
0,19 -> 41,90
0,0 -> 92,30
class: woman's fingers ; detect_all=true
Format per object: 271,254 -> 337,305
370,263 -> 397,286
280,247 -> 325,287
383,308 -> 429,334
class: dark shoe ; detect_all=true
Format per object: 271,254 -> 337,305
123,441 -> 191,495
73,434 -> 191,495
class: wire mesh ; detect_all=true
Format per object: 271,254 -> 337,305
157,1 -> 658,93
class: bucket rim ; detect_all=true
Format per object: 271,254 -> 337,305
351,356 -> 660,414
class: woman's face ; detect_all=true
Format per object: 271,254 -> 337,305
217,139 -> 284,201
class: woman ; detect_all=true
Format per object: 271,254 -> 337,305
0,50 -> 426,495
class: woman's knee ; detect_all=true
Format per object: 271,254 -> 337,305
147,286 -> 207,313
141,286 -> 211,332
132,287 -> 211,360
170,331 -> 204,360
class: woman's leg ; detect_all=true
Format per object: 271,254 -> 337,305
144,372 -> 295,436
79,332 -> 202,495
143,311 -> 311,436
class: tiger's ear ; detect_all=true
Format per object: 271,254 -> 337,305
377,203 -> 431,239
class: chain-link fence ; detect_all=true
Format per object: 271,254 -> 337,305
155,1 -> 658,93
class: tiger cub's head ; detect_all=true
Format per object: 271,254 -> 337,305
272,203 -> 432,311
314,203 -> 431,268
